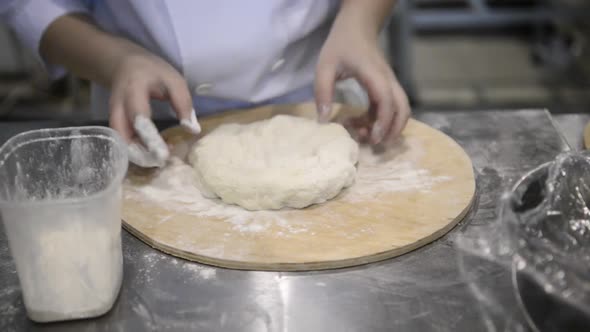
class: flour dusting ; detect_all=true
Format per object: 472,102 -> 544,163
124,136 -> 451,237
139,251 -> 217,282
183,264 -> 217,280
342,146 -> 451,202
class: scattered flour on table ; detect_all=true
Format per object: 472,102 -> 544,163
124,137 -> 451,236
183,263 -> 217,280
139,251 -> 217,282
0,286 -> 19,328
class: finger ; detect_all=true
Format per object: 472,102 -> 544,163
124,89 -> 170,165
124,85 -> 152,119
161,77 -> 201,135
386,81 -> 412,142
180,110 -> 201,135
314,61 -> 337,123
128,141 -> 163,168
343,114 -> 372,144
132,115 -> 169,167
110,94 -> 163,167
109,97 -> 134,143
356,70 -> 394,145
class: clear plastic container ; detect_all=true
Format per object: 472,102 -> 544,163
0,126 -> 128,323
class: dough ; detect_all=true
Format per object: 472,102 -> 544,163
188,115 -> 359,210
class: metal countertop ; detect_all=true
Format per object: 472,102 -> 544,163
0,110 -> 576,331
551,113 -> 590,151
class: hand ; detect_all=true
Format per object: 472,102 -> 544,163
109,54 -> 201,167
314,7 -> 411,146
39,14 -> 201,167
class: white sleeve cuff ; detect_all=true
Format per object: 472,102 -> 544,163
3,0 -> 90,79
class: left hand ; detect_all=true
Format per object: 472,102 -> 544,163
314,8 -> 411,146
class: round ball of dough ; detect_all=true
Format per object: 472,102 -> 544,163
188,115 -> 359,210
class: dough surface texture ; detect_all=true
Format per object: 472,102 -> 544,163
188,115 -> 359,210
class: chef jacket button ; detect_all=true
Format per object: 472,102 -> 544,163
194,83 -> 213,95
270,58 -> 285,72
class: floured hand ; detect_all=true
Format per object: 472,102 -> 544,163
108,54 -> 201,167
314,0 -> 411,147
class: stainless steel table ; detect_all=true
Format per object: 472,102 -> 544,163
0,110 -> 575,331
551,113 -> 590,151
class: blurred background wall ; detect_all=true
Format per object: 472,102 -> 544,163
389,0 -> 590,113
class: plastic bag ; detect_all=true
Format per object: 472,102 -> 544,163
456,151 -> 590,331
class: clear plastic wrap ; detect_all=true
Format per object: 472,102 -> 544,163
456,151 -> 590,331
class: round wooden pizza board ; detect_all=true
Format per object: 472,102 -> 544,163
122,103 -> 476,271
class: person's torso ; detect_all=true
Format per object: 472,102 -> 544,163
88,1 -> 339,118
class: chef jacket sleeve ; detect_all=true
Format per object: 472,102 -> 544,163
0,0 -> 91,78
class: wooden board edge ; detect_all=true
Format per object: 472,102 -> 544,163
121,182 -> 476,271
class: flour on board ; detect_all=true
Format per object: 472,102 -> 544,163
124,136 -> 451,235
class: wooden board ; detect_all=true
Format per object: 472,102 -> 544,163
122,103 -> 476,271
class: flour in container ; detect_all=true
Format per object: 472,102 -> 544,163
12,223 -> 122,322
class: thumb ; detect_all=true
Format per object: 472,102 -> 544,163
314,62 -> 336,123
163,78 -> 201,135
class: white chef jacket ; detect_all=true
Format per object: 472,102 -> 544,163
1,0 -> 340,119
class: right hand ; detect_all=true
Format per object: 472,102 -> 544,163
109,53 -> 201,168
38,14 -> 200,168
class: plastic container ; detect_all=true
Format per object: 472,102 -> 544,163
0,126 -> 128,322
